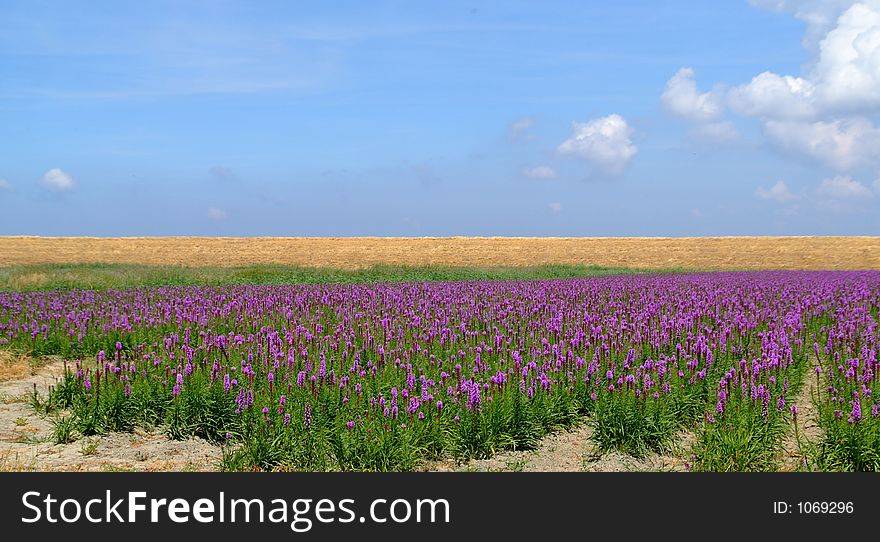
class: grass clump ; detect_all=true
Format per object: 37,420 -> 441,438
0,262 -> 661,293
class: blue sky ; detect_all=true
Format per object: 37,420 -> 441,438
1,0 -> 879,236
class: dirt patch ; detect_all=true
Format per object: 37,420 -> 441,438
0,356 -> 221,472
0,354 -> 67,399
1,236 -> 878,270
429,420 -> 694,472
0,350 -> 37,383
780,359 -> 825,471
0,431 -> 221,472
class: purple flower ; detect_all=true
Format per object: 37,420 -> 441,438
851,393 -> 862,422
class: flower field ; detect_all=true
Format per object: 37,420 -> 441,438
2,270 -> 878,471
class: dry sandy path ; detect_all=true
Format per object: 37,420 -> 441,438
780,357 -> 825,471
429,420 -> 694,472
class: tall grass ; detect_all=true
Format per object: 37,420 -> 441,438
0,263 -> 664,292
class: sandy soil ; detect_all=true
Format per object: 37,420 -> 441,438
0,357 -> 221,472
780,358 -> 825,471
1,236 -> 879,270
428,421 -> 694,472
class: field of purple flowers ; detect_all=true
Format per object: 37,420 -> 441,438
1,271 -> 878,471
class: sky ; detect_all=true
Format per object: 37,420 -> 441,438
1,0 -> 880,236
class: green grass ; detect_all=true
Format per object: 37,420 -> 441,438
0,262 -> 679,292
813,395 -> 880,471
692,352 -> 808,472
590,383 -> 706,459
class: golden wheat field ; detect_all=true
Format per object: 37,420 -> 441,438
1,236 -> 879,270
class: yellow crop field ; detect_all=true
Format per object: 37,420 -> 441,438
1,236 -> 878,270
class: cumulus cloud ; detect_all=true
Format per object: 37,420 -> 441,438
728,72 -> 817,119
763,117 -> 880,170
661,68 -> 724,122
756,180 -> 799,202
40,168 -> 75,191
0,179 -> 12,191
816,175 -> 873,198
748,0 -> 865,52
681,1 -> 880,170
736,3 -> 880,116
556,114 -> 638,175
810,3 -> 880,112
547,202 -> 562,212
521,165 -> 557,179
207,207 -> 228,220
662,68 -> 739,144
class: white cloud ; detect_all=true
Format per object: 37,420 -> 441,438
873,177 -> 880,193
207,207 -> 228,220
728,72 -> 817,119
756,180 -> 799,202
521,165 -> 557,179
556,114 -> 638,175
0,179 -> 12,191
40,168 -> 75,191
734,4 -> 880,117
705,2 -> 880,170
811,3 -> 880,112
748,0 -> 864,52
816,175 -> 873,198
763,117 -> 880,170
547,202 -> 562,212
688,120 -> 741,143
661,68 -> 724,121
662,68 -> 739,145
